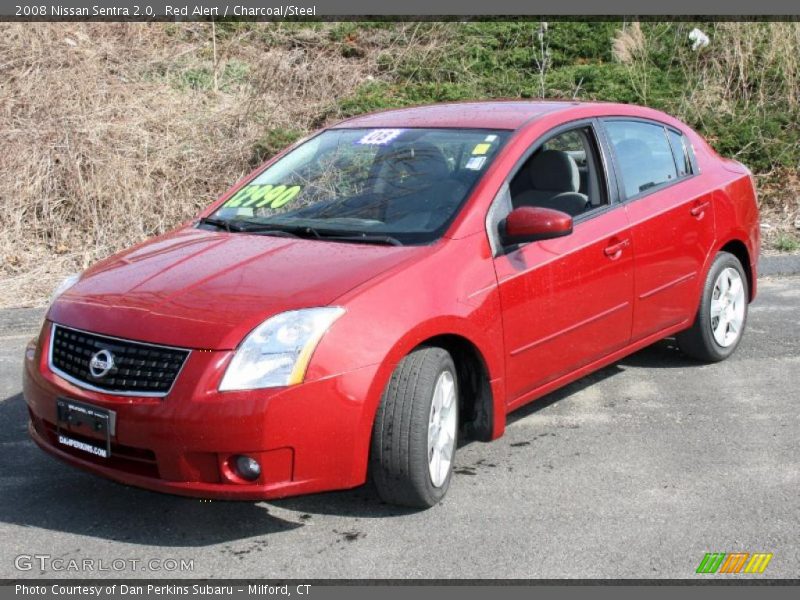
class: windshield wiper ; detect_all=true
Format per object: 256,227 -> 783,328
228,221 -> 321,239
315,233 -> 404,246
251,229 -> 301,239
198,218 -> 402,246
250,225 -> 402,246
198,218 -> 303,237
197,217 -> 247,232
242,224 -> 402,246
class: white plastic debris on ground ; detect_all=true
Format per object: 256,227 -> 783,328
688,28 -> 710,51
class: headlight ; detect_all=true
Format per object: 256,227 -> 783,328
49,273 -> 81,306
219,307 -> 345,391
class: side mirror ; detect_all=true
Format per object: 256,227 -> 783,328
500,206 -> 573,246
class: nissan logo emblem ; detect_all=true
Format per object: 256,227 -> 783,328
88,349 -> 115,378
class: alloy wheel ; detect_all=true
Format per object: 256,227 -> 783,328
710,267 -> 746,347
427,370 -> 457,488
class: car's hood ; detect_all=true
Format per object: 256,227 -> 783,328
48,228 -> 424,349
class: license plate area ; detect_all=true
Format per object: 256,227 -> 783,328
56,399 -> 116,458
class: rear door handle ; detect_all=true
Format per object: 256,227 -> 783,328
604,239 -> 630,258
690,201 -> 711,217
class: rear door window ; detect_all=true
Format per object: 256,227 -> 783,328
603,120 -> 678,198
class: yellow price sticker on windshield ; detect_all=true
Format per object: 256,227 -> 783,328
471,143 -> 491,155
224,184 -> 301,209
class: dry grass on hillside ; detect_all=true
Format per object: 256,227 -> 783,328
1,22 -> 798,308
0,22 -> 395,307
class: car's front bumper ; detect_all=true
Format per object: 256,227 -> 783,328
24,322 -> 379,500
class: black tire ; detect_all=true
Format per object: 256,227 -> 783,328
370,346 -> 458,508
677,251 -> 749,362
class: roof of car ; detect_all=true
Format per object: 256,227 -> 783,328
331,100 -> 616,130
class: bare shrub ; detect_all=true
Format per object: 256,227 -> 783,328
611,21 -> 652,103
0,23 -> 383,307
679,22 -> 800,111
612,20 -> 645,65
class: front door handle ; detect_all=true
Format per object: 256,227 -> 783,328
604,238 -> 630,259
690,200 -> 711,218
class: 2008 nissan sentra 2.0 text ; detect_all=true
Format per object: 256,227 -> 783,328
23,101 -> 760,508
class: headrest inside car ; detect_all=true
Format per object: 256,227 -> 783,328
528,149 -> 580,193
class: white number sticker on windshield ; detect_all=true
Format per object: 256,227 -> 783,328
465,156 -> 487,171
356,129 -> 405,146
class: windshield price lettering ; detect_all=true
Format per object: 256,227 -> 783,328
224,184 -> 302,209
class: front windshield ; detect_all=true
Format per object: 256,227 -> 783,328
209,127 -> 510,245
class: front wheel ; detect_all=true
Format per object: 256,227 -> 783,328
677,251 -> 749,362
370,347 -> 458,508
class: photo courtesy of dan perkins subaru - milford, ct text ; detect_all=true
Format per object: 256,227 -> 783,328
15,584 -> 309,596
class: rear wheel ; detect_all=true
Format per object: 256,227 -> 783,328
677,251 -> 749,362
370,347 -> 458,508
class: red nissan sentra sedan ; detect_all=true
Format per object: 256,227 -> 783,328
24,101 -> 759,508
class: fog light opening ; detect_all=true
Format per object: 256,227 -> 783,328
232,454 -> 261,482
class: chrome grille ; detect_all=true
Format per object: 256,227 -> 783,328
49,324 -> 190,397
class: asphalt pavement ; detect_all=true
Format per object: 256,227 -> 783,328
0,276 -> 797,579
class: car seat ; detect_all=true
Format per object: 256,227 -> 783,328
513,150 -> 589,217
380,142 -> 464,230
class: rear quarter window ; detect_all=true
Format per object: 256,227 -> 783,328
667,129 -> 694,177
